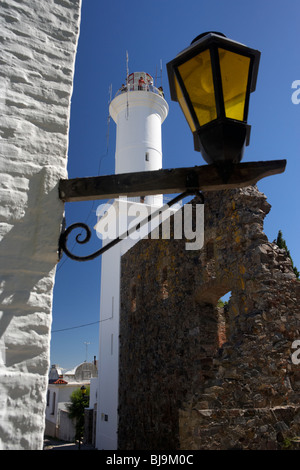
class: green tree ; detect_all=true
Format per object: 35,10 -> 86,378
67,385 -> 90,449
275,230 -> 299,279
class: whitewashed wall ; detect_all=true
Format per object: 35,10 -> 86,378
0,0 -> 81,449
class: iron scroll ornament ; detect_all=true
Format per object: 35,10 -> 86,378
58,190 -> 204,262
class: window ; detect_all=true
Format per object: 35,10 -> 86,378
218,48 -> 250,121
177,48 -> 217,127
51,392 -> 56,415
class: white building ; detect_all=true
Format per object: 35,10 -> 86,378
45,362 -> 97,442
95,72 -> 171,449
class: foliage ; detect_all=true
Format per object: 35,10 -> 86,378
275,230 -> 299,279
281,436 -> 300,450
217,299 -> 229,307
67,385 -> 90,445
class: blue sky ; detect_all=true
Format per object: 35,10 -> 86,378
50,0 -> 300,371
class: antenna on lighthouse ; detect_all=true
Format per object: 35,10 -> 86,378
96,84 -> 112,176
126,50 -> 129,120
108,83 -> 112,105
126,50 -> 129,81
155,59 -> 163,88
105,84 -> 112,161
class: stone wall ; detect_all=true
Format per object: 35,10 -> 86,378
179,406 -> 300,450
119,185 -> 300,450
0,0 -> 81,449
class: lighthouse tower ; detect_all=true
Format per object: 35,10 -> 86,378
95,73 -> 168,450
109,72 -> 169,205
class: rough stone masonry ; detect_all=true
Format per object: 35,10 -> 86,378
0,0 -> 81,449
119,185 -> 300,450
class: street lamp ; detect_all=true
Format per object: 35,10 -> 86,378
167,32 -> 260,179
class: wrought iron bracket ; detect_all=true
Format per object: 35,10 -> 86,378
58,190 -> 204,262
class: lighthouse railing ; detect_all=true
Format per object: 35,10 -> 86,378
114,83 -> 165,99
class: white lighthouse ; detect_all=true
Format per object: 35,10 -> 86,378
95,72 -> 169,449
109,72 -> 168,205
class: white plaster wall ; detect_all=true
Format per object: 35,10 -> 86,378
96,240 -> 121,450
45,384 -> 83,426
89,376 -> 98,408
0,0 -> 81,449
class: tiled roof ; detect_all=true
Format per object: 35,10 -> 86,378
52,378 -> 68,384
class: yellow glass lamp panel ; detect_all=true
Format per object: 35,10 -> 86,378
177,49 -> 217,126
174,76 -> 196,132
218,48 -> 250,121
